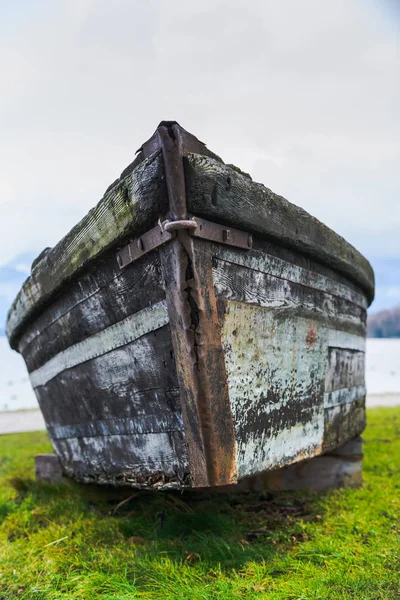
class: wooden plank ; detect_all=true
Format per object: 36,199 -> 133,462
213,241 -> 368,479
220,300 -> 326,478
34,325 -> 179,427
7,151 -> 167,348
325,348 -> 365,393
29,301 -> 169,388
33,323 -> 188,487
35,454 -> 63,483
211,244 -> 368,309
323,398 -> 366,452
212,258 -> 366,336
327,329 -> 366,351
53,430 -> 189,486
251,237 -> 367,299
19,251 -> 165,372
185,153 -> 374,303
324,385 -> 366,409
47,404 -> 183,439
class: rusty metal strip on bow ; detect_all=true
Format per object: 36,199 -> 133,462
116,216 -> 252,270
127,121 -> 239,488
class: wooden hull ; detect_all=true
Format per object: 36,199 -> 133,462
7,122 -> 373,489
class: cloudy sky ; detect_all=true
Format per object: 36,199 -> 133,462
0,0 -> 399,314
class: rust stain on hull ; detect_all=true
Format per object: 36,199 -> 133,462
306,323 -> 318,347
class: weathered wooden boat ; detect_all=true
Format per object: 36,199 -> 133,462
7,122 -> 374,490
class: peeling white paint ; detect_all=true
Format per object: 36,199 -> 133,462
221,301 -> 326,477
220,297 -> 367,478
236,420 -> 324,479
324,385 -> 366,408
327,330 -> 366,352
88,334 -> 163,391
325,347 -> 365,392
54,430 -> 188,475
49,408 -> 184,439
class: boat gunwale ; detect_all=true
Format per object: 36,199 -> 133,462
6,121 -> 374,350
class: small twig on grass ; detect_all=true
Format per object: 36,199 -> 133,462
44,536 -> 69,547
166,494 -> 194,514
111,493 -> 138,515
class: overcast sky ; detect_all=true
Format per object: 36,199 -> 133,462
0,0 -> 399,269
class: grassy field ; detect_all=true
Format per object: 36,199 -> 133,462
0,407 -> 399,599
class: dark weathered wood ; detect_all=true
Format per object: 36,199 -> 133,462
160,235 -> 237,487
325,348 -> 365,392
7,151 -> 168,349
212,244 -> 368,309
185,153 -> 374,304
323,398 -> 366,452
251,237 -> 368,300
46,400 -> 182,439
19,249 -> 164,352
212,256 -> 366,336
34,325 -> 178,428
20,251 -> 165,372
53,431 -> 189,486
29,301 -> 168,385
33,324 -> 190,486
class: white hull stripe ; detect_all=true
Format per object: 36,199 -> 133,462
324,385 -> 366,409
212,245 -> 368,309
327,330 -> 366,352
48,410 -> 184,439
30,301 -> 169,388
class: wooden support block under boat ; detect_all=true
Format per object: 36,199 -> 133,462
197,434 -> 363,493
257,435 -> 364,491
6,122 -> 374,490
35,454 -> 63,483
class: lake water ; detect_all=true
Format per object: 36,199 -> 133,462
0,336 -> 399,412
365,338 -> 400,395
0,338 -> 38,411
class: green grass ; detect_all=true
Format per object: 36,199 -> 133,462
0,407 -> 399,599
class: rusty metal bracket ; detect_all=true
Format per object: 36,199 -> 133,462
116,216 -> 252,269
189,217 -> 252,249
116,224 -> 176,269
